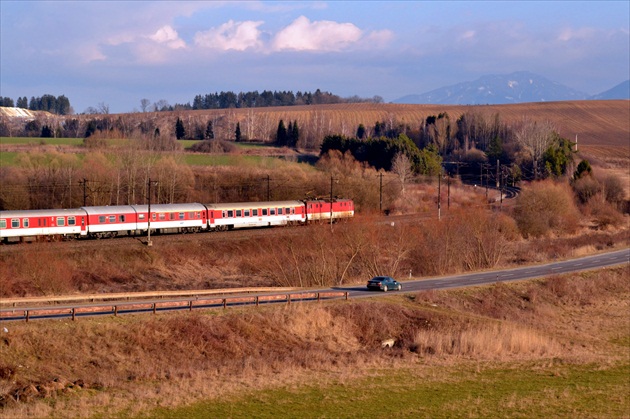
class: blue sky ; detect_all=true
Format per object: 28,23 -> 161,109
1,1 -> 628,113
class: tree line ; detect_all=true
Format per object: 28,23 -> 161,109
0,94 -> 72,115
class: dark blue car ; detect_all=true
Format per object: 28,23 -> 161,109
367,276 -> 402,292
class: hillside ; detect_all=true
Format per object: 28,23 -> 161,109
169,100 -> 629,148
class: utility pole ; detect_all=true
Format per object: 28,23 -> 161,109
379,172 -> 383,214
80,178 -> 88,206
147,178 -> 158,247
438,167 -> 442,221
496,159 -> 500,188
329,175 -> 337,229
447,174 -> 450,210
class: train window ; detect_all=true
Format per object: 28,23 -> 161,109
152,213 -> 157,220
262,209 -> 268,216
109,215 -> 116,223
227,210 -> 233,217
222,211 -> 227,218
99,216 -> 106,223
170,213 -> 175,220
23,219 -> 29,228
244,210 -> 250,217
252,209 -> 258,216
68,217 -> 75,226
277,208 -> 283,215
270,208 -> 276,215
12,219 -> 19,228
159,213 -> 165,220
139,214 -> 145,220
119,215 -> 125,223
179,213 -> 185,220
0,220 -> 5,229
57,217 -> 65,226
236,210 -> 242,217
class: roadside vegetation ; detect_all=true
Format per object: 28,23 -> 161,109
0,266 -> 627,417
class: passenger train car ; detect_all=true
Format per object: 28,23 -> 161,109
0,199 -> 354,242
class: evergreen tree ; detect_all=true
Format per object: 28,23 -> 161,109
175,117 -> 186,140
235,122 -> 242,142
356,124 -> 366,139
205,120 -> 214,140
290,120 -> 299,148
276,120 -> 288,146
16,97 -> 28,108
41,125 -> 54,138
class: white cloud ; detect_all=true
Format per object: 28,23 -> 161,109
194,20 -> 264,51
557,27 -> 597,42
149,25 -> 186,49
272,16 -> 363,51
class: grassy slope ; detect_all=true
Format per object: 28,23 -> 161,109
1,266 -> 628,418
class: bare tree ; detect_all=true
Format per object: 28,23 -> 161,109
391,152 -> 412,195
514,118 -> 556,179
140,99 -> 151,113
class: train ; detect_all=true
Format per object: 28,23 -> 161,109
0,199 -> 354,242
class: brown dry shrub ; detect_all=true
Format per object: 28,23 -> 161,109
514,180 -> 581,238
586,199 -> 625,229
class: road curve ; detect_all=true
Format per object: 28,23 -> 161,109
340,248 -> 629,297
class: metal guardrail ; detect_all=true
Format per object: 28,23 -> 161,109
0,287 -> 298,307
0,291 -> 350,322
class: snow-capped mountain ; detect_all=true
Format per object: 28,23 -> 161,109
394,71 -> 594,105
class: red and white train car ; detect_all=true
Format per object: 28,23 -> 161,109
305,199 -> 354,222
131,203 -> 207,234
82,206 -> 139,238
0,209 -> 87,240
206,200 -> 305,231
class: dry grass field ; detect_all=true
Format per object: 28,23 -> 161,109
0,266 -> 627,418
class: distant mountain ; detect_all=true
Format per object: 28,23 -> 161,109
589,80 -> 630,100
394,71 -> 590,105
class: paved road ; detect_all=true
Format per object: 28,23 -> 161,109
2,248 -> 628,322
337,248 -> 629,296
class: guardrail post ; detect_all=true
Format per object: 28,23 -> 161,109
153,303 -> 157,314
25,310 -> 30,322
223,299 -> 227,309
345,292 -> 349,300
72,308 -> 76,321
287,294 -> 291,305
317,293 -> 321,302
255,296 -> 259,307
114,306 -> 118,317
189,300 -> 193,311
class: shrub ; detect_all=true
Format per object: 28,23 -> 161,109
189,139 -> 237,153
572,176 -> 601,204
513,181 -> 581,238
602,175 -> 626,208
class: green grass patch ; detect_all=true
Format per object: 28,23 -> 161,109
136,362 -> 630,418
0,151 -> 18,166
184,154 -> 291,168
0,136 -> 84,146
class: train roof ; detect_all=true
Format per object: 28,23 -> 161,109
0,208 -> 87,218
81,205 -> 137,215
131,203 -> 207,212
